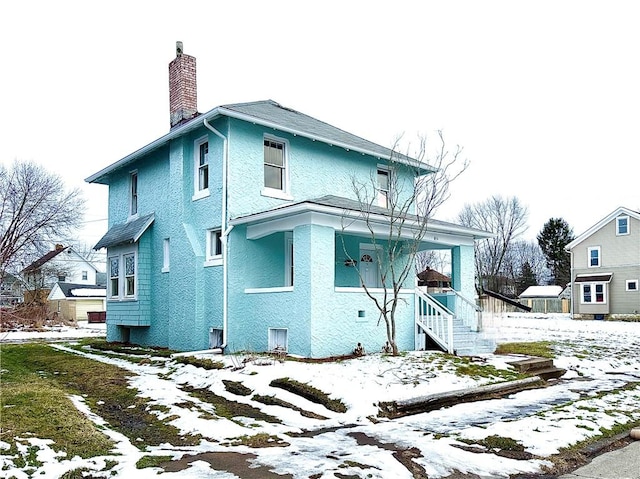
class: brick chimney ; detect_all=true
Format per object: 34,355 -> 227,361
169,41 -> 198,128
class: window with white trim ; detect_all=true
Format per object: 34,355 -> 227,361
616,216 -> 629,235
263,136 -> 291,199
108,249 -> 137,300
109,257 -> 119,299
268,328 -> 288,352
194,136 -> 209,198
81,271 -> 88,281
588,246 -> 600,267
124,253 -> 136,297
205,229 -> 223,266
162,238 -> 170,272
130,171 -> 138,216
377,168 -> 390,208
581,282 -> 606,304
626,280 -> 638,291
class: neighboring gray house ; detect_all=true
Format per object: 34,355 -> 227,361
566,207 -> 640,320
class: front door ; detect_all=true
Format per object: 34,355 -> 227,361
360,245 -> 380,288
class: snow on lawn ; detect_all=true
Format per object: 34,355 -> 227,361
2,314 -> 640,478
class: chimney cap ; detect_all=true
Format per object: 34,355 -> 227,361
176,41 -> 183,57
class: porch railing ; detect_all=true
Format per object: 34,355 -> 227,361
415,289 -> 454,354
447,288 -> 482,332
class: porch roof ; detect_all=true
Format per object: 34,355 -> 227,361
574,273 -> 613,283
230,195 -> 492,246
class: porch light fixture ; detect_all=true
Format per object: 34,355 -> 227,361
344,259 -> 357,267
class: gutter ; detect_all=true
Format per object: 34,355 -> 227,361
203,118 -> 230,351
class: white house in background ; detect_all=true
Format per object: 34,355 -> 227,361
21,245 -> 101,290
566,206 -> 640,320
48,283 -> 106,321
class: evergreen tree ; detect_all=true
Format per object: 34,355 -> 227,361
516,260 -> 537,295
537,218 -> 574,286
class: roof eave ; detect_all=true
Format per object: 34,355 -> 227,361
218,107 -> 434,171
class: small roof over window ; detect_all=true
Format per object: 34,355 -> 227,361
94,213 -> 154,250
574,273 -> 613,283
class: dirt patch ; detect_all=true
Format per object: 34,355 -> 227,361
160,451 -> 293,478
348,431 -> 428,479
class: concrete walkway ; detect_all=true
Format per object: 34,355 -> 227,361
559,440 -> 640,479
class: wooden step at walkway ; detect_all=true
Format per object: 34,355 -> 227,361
507,357 -> 566,381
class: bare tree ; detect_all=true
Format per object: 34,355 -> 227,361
457,195 -> 528,295
342,132 -> 467,355
415,249 -> 450,275
0,161 -> 85,277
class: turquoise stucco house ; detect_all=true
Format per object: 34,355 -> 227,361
87,44 -> 492,358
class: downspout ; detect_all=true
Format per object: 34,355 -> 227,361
204,117 -> 230,350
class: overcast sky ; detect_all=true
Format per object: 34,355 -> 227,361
2,1 -> 638,246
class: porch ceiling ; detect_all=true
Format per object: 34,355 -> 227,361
230,196 -> 490,247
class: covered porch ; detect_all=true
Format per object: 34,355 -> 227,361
228,196 -> 492,357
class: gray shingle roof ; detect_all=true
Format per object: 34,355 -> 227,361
220,100 -> 404,161
94,213 -> 154,250
87,100 -> 431,184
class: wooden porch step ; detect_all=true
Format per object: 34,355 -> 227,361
507,357 -> 565,381
507,357 -> 554,373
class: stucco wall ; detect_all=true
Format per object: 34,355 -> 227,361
226,119 -> 419,219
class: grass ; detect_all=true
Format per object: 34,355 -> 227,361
460,434 -> 524,452
227,433 -> 289,448
0,342 -> 201,469
181,385 -> 281,424
494,340 -> 555,358
173,355 -> 226,370
136,455 -> 174,469
448,356 -> 528,381
270,377 -> 347,413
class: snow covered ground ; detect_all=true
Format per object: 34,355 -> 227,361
1,314 -> 640,478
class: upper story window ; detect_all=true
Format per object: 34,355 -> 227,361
377,168 -> 390,208
81,271 -> 88,281
130,171 -> 138,216
626,279 -> 638,291
193,137 -> 210,200
616,216 -> 629,235
205,229 -> 223,267
588,246 -> 601,267
262,136 -> 292,200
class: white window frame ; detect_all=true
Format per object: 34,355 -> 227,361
626,279 -> 638,292
129,171 -> 138,217
81,271 -> 88,281
268,328 -> 288,352
616,216 -> 629,236
162,238 -> 170,273
108,247 -> 137,301
581,282 -> 607,304
377,166 -> 391,208
285,232 -> 294,287
262,135 -> 292,200
587,246 -> 601,268
205,228 -> 223,267
193,136 -> 210,200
